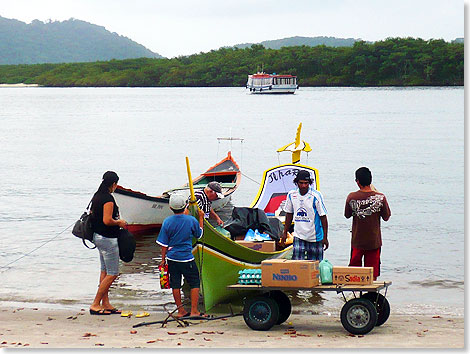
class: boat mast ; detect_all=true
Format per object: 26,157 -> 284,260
276,123 -> 312,164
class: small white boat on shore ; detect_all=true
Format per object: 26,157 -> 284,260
246,72 -> 298,94
113,152 -> 241,235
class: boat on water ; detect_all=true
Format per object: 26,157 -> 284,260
246,72 -> 298,94
113,152 -> 241,235
190,123 -> 320,313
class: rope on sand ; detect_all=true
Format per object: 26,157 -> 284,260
132,312 -> 243,328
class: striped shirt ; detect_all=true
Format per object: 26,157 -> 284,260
193,189 -> 211,218
283,187 -> 328,242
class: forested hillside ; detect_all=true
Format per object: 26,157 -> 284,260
234,36 -> 360,49
0,16 -> 162,64
0,38 -> 463,87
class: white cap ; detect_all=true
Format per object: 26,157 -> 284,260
169,193 -> 187,210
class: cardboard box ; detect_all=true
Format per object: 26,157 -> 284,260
261,259 -> 320,288
235,240 -> 276,252
332,266 -> 374,285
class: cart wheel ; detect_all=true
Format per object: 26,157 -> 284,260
243,296 -> 280,331
340,298 -> 378,335
268,291 -> 291,325
361,292 -> 390,326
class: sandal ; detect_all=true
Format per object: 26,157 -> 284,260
89,309 -> 111,315
135,311 -> 150,318
121,311 -> 133,317
175,312 -> 190,318
105,308 -> 122,314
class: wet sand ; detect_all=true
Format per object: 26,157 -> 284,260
0,307 -> 463,348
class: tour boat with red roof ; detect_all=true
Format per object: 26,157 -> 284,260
246,72 -> 298,94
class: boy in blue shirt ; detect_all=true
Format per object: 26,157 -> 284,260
157,194 -> 204,318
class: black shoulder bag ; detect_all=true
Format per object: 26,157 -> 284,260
117,228 -> 136,262
72,200 -> 96,249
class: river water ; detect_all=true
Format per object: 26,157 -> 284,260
0,86 -> 464,317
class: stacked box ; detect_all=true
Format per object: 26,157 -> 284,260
332,266 -> 374,285
237,269 -> 262,285
235,241 -> 276,252
261,259 -> 320,287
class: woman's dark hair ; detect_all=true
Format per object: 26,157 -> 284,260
96,171 -> 119,194
355,167 -> 372,186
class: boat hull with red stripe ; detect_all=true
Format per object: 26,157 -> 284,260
113,152 -> 241,235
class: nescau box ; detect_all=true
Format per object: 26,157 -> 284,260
332,266 -> 374,285
235,240 -> 276,252
261,259 -> 319,287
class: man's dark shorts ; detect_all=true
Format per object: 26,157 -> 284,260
168,259 -> 200,289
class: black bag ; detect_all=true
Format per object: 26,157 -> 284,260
223,207 -> 280,241
72,200 -> 96,249
117,228 -> 136,263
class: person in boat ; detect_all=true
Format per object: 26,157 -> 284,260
280,170 -> 329,260
89,171 -> 128,315
157,194 -> 206,318
344,167 -> 391,280
191,181 -> 224,226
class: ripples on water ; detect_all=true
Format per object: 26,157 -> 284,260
0,87 -> 463,317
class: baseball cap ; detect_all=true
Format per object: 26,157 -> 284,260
207,181 -> 224,199
294,170 -> 312,183
169,193 -> 187,210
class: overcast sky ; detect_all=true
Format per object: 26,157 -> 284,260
0,0 -> 464,58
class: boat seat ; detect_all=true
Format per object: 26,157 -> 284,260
220,182 -> 236,188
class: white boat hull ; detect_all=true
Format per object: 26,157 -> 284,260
113,188 -> 232,235
249,85 -> 297,94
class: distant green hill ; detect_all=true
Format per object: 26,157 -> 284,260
0,38 -> 463,87
0,16 -> 163,64
233,36 -> 363,49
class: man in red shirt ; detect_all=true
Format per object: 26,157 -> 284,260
344,167 -> 391,280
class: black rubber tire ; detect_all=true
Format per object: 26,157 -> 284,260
243,296 -> 280,331
268,291 -> 291,325
340,298 -> 378,335
361,292 -> 390,326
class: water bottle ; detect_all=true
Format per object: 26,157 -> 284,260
319,259 -> 333,284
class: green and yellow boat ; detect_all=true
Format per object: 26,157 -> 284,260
188,123 -> 321,313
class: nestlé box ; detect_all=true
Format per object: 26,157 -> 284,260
235,240 -> 276,252
261,259 -> 320,287
332,266 -> 374,285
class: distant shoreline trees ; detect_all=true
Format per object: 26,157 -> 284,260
0,38 -> 463,87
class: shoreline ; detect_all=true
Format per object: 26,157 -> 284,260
0,83 -> 39,87
0,307 -> 463,348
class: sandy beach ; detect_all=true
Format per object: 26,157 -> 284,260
0,306 -> 463,349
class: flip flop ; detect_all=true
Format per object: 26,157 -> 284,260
188,313 -> 213,319
121,311 -> 133,317
135,311 -> 150,318
90,309 -> 111,315
105,308 -> 122,314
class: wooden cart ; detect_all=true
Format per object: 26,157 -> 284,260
227,281 -> 392,335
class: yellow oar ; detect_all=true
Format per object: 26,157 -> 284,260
186,156 -> 206,310
185,156 -> 197,212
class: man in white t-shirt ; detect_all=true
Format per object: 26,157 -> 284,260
281,170 -> 329,260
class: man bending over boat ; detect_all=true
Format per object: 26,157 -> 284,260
157,194 -> 206,318
281,170 -> 329,260
344,167 -> 391,280
192,181 -> 224,226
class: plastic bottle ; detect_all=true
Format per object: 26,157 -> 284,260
319,259 -> 333,284
245,229 -> 255,241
